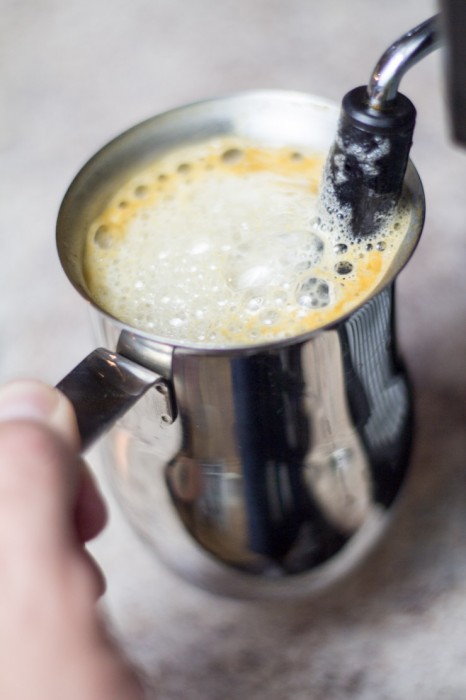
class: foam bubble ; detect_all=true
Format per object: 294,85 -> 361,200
93,225 -> 115,249
222,148 -> 243,164
335,261 -> 354,276
296,278 -> 330,309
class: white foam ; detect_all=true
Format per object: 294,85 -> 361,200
84,138 -> 410,346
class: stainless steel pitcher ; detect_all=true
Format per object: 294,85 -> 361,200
57,91 -> 425,598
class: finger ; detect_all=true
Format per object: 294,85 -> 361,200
0,380 -> 108,543
0,419 -> 80,560
0,379 -> 80,451
0,379 -> 81,518
80,546 -> 107,598
0,419 -> 107,602
75,464 -> 108,543
0,381 -> 108,595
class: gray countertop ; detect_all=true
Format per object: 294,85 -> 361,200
1,1 -> 466,698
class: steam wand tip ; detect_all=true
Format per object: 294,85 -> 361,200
320,86 -> 416,239
319,14 -> 441,238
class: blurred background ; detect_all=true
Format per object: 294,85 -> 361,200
1,1 -> 465,698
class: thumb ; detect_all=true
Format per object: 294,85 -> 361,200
0,379 -> 80,450
0,380 -> 83,561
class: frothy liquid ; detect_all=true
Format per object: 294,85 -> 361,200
83,137 -> 411,347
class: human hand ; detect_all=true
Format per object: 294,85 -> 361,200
0,380 -> 144,700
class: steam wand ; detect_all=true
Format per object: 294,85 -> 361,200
320,15 -> 443,238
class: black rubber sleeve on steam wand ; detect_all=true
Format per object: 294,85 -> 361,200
326,86 -> 417,237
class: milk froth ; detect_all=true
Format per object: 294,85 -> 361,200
83,137 -> 410,346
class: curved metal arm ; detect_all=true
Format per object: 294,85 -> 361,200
57,348 -> 166,452
367,14 -> 443,110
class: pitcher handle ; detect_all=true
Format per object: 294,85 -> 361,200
56,348 -> 166,452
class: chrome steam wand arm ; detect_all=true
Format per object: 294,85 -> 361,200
367,15 -> 443,110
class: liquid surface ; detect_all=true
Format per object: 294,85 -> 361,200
84,137 -> 410,347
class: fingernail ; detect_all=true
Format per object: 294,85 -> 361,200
0,380 -> 80,450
